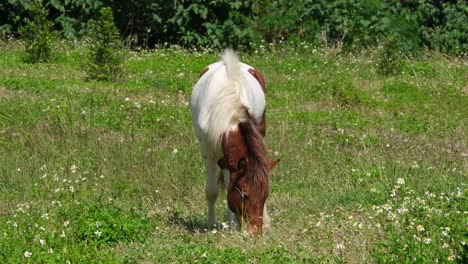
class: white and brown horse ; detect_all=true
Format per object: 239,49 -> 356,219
191,50 -> 279,234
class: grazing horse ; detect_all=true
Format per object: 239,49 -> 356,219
191,49 -> 279,234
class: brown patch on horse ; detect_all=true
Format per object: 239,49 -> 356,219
248,68 -> 266,92
247,68 -> 267,137
199,67 -> 209,78
258,111 -> 266,137
218,129 -> 248,172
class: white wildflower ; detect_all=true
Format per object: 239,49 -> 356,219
95,230 -> 102,237
24,251 -> 32,258
172,148 -> 178,154
396,178 -> 405,185
416,225 -> 425,232
423,237 -> 431,244
336,242 -> 345,250
397,206 -> 408,214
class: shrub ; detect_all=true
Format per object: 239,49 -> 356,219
2,0 -> 467,54
377,36 -> 406,76
169,0 -> 253,49
86,7 -> 123,81
19,0 -> 56,63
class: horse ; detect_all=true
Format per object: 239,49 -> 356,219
190,49 -> 279,234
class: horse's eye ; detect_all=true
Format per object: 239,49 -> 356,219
234,186 -> 248,199
240,191 -> 249,200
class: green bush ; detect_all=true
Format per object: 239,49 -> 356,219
86,7 -> 123,81
421,1 -> 467,55
19,0 -> 56,63
377,35 -> 406,76
2,0 -> 467,54
169,0 -> 253,49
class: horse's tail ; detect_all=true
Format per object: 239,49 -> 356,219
207,49 -> 247,154
223,49 -> 241,83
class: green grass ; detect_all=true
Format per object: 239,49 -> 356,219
0,41 -> 466,263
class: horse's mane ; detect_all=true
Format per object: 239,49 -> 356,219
238,117 -> 269,205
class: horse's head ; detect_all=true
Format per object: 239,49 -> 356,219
226,158 -> 279,234
219,123 -> 280,234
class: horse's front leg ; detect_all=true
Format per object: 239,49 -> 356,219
263,203 -> 271,230
222,168 -> 240,229
204,157 -> 218,228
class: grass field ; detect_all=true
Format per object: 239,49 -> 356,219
0,41 -> 466,263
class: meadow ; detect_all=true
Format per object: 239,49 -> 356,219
0,41 -> 466,263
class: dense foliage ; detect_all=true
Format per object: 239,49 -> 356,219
1,0 -> 466,53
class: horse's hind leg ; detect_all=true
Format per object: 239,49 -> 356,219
204,157 -> 218,228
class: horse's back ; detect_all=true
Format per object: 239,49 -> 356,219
191,59 -> 266,157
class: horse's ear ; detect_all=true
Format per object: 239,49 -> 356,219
267,159 -> 280,171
